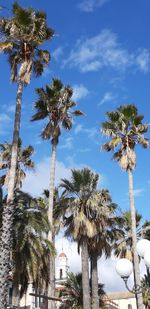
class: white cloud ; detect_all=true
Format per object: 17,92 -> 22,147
0,113 -> 11,135
63,29 -> 150,73
0,113 -> 10,122
52,47 -> 63,61
78,148 -> 91,153
72,84 -> 89,101
78,0 -> 110,12
136,49 -> 150,73
133,188 -> 145,197
99,92 -> 116,106
74,124 -> 98,139
74,124 -> 84,134
7,104 -> 15,113
59,137 -> 74,150
43,67 -> 52,77
23,157 -> 71,196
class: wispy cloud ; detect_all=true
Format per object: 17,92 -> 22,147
59,137 -> 74,150
0,113 -> 11,135
136,49 -> 150,73
7,104 -> 15,113
52,46 -> 63,61
63,29 -> 150,73
99,91 -> 116,106
78,148 -> 91,153
0,113 -> 10,122
78,0 -> 110,12
74,124 -> 98,143
133,188 -> 145,197
42,67 -> 52,78
72,84 -> 89,101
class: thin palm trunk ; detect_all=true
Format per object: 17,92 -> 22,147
7,80 -> 23,203
131,251 -> 138,307
91,253 -> 99,309
128,170 -> 144,309
81,240 -> 91,309
0,80 -> 23,309
48,142 -> 56,309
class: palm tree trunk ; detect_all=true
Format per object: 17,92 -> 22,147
128,169 -> 144,309
81,240 -> 91,309
91,253 -> 99,309
131,251 -> 138,307
0,80 -> 23,309
48,142 -> 56,309
7,80 -> 23,203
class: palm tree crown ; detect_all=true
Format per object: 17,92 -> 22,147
32,78 -> 84,144
102,104 -> 149,171
0,139 -> 34,189
0,2 -> 54,83
60,168 -> 100,243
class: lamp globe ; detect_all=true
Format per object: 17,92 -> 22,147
116,258 -> 133,278
144,249 -> 150,268
136,239 -> 150,257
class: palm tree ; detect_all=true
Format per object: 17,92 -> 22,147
59,272 -> 105,309
0,2 -> 54,201
31,78 -> 83,309
88,190 -> 123,309
12,191 -> 54,306
0,190 -> 54,307
102,104 -> 149,309
59,168 -> 100,309
114,211 -> 143,259
0,4 -> 54,306
0,138 -> 34,189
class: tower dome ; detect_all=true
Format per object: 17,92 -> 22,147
59,252 -> 67,258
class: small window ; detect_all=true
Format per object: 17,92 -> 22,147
60,268 -> 63,279
128,304 -> 132,309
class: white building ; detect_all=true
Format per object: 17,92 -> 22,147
107,291 -> 136,309
55,251 -> 69,285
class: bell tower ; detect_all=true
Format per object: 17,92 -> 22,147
55,251 -> 69,283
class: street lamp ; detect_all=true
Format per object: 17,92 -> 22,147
115,239 -> 150,294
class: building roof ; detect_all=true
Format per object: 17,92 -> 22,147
59,252 -> 67,258
107,291 -> 136,300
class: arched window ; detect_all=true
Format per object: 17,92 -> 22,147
60,268 -> 63,279
128,304 -> 132,309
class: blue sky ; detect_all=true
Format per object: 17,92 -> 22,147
1,0 -> 150,292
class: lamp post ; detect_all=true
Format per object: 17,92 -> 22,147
115,239 -> 150,295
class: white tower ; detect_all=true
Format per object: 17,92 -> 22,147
55,251 -> 69,283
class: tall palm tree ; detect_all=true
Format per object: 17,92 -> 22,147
0,4 -> 54,307
0,138 -> 34,189
59,168 -> 100,309
31,78 -> 83,309
102,104 -> 149,309
88,190 -> 123,309
0,2 -> 54,201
